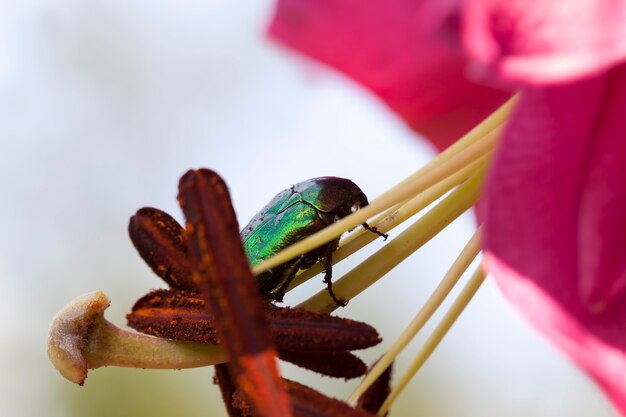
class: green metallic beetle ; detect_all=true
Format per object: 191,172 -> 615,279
241,177 -> 387,305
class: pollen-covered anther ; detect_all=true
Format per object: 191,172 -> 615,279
264,304 -> 381,351
127,289 -> 221,343
128,207 -> 195,291
127,289 -> 381,379
233,379 -> 376,417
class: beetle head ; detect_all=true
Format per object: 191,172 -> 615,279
304,177 -> 369,222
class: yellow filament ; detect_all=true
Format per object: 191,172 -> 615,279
347,229 -> 482,405
377,266 -> 487,415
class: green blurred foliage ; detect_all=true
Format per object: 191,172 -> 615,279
62,368 -> 226,417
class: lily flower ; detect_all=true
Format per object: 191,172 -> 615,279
49,169 -> 386,417
268,0 -> 626,414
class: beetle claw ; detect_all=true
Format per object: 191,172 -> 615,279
321,247 -> 348,308
324,275 -> 348,307
362,222 -> 388,241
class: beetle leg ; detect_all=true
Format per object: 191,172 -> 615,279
271,257 -> 304,303
362,222 -> 388,241
323,244 -> 348,307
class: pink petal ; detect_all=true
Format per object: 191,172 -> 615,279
481,63 -> 626,414
578,74 -> 626,313
463,0 -> 626,85
268,0 -> 510,150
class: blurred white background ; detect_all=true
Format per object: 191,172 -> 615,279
0,1 -> 616,416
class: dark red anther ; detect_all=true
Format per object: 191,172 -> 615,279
128,207 -> 195,291
357,361 -> 393,416
127,289 -> 220,343
127,288 -> 380,379
279,350 -> 367,379
214,364 -> 247,417
233,379 -> 377,417
265,304 -> 381,352
178,168 -> 290,417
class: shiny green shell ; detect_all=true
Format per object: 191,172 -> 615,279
240,177 -> 369,297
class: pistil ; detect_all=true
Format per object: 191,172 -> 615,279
48,291 -> 226,385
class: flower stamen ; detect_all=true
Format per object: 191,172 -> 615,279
347,229 -> 482,405
377,266 -> 487,415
